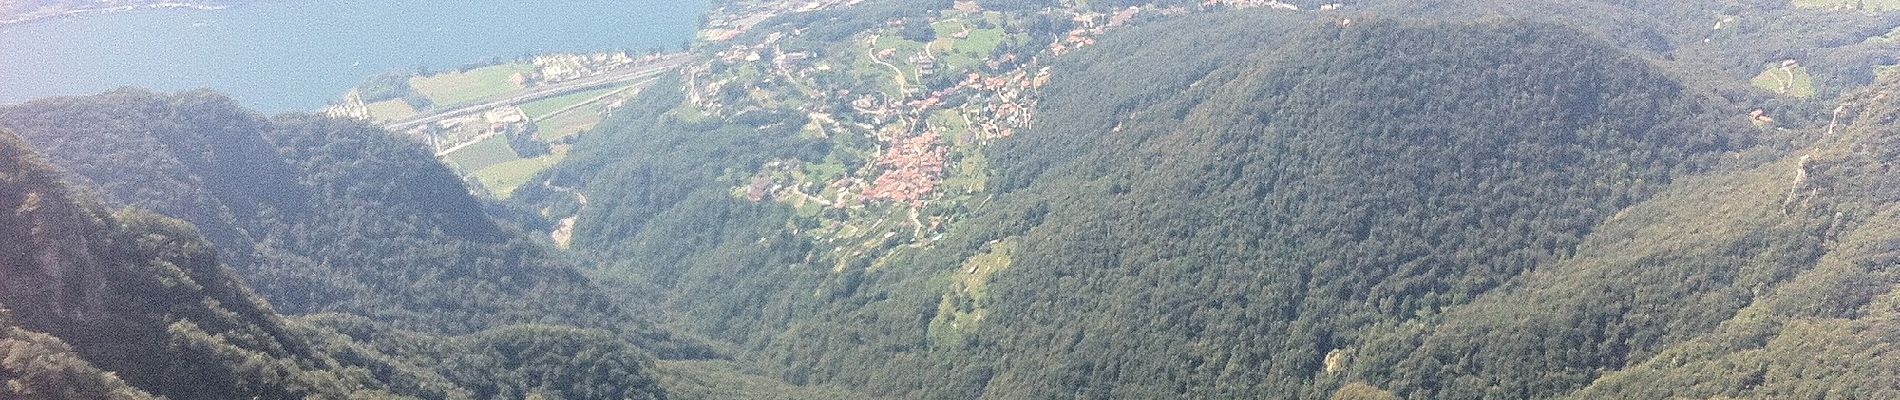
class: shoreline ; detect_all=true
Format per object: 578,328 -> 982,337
1,2 -> 229,26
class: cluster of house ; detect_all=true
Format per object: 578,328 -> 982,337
689,27 -> 832,116
955,67 -> 1046,140
1051,5 -> 1193,55
325,90 -> 375,121
864,129 -> 947,205
519,52 -> 650,85
319,82 -> 531,156
701,0 -> 865,42
415,106 -> 533,154
704,0 -> 1196,212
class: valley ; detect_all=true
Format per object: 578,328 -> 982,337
9,0 -> 1900,399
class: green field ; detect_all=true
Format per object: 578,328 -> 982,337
925,15 -> 1012,72
1791,0 -> 1900,10
520,86 -> 620,119
849,54 -> 905,98
873,35 -> 929,84
930,109 -> 973,146
410,63 -> 534,106
443,136 -> 521,172
536,107 -> 604,141
473,154 -> 563,198
364,99 -> 418,121
1749,65 -> 1817,97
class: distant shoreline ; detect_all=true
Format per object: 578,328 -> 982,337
1,2 -> 229,26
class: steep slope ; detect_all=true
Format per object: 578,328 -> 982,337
0,129 -> 403,398
548,11 -> 1754,397
0,89 -> 706,356
940,21 -> 1739,398
1342,71 -> 1900,399
520,1 -> 1900,398
3,126 -> 688,399
0,317 -> 157,400
1427,69 -> 1900,400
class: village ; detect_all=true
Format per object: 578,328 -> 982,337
319,0 -> 1353,256
676,0 -> 1351,265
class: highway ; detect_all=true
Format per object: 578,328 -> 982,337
387,55 -> 693,131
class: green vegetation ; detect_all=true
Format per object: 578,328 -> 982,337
445,135 -> 522,171
475,154 -> 564,199
531,3 -> 1900,396
0,129 -> 407,399
0,89 -> 716,360
535,106 -> 605,141
1752,64 -> 1819,97
19,0 -> 1900,398
410,63 -> 534,106
655,360 -> 865,400
355,70 -> 417,102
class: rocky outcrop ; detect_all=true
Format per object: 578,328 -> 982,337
0,130 -> 109,326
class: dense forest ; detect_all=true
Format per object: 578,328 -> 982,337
0,92 -> 857,398
529,1 -> 1900,398
11,0 -> 1900,398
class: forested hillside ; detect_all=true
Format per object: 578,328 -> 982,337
13,0 -> 1900,398
1,129 -> 404,398
533,1 -> 1900,398
0,89 -> 863,398
0,89 -> 704,355
1364,62 -> 1900,400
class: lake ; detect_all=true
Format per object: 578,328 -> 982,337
0,0 -> 706,112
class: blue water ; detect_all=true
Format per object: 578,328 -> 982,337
0,0 -> 705,112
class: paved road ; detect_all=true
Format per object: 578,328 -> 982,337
388,55 -> 693,131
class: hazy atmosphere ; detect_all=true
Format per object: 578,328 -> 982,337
3,0 -> 1900,399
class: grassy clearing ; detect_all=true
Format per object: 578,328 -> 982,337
519,86 -> 619,120
954,28 -> 1006,57
410,63 -> 534,106
444,136 -> 520,172
536,107 -> 604,141
364,99 -> 418,121
875,35 -> 927,54
931,109 -> 972,145
928,238 -> 1016,345
803,154 -> 848,183
1749,65 -> 1817,97
944,149 -> 988,195
849,53 -> 905,98
874,35 -> 928,83
472,153 -> 564,199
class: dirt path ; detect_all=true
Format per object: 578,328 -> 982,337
1826,104 -> 1848,137
867,35 -> 912,95
1782,66 -> 1797,93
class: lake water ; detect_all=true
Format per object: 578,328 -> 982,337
0,0 -> 706,112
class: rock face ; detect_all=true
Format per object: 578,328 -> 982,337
0,129 -> 407,399
0,131 -> 109,325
